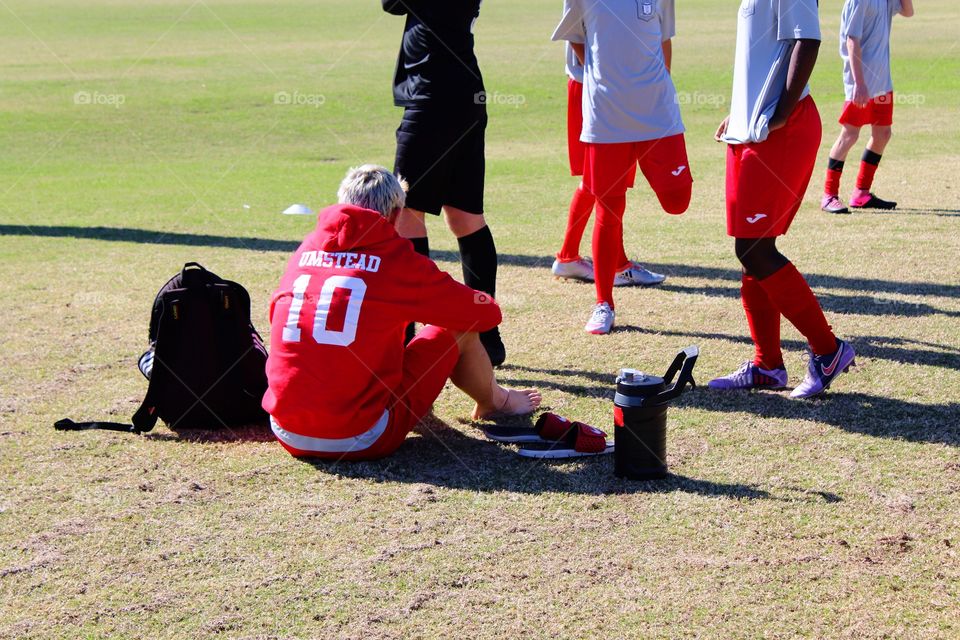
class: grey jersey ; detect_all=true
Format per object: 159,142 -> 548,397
552,0 -> 682,144
723,0 -> 821,145
840,0 -> 902,100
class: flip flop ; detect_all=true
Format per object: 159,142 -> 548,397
516,422 -> 613,459
483,412 -> 574,443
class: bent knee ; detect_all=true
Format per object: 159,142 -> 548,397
659,186 -> 692,215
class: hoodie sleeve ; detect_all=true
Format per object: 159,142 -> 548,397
400,250 -> 502,333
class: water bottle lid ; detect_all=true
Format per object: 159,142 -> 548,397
616,368 -> 665,398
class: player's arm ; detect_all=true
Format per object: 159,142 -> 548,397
768,39 -> 820,132
898,0 -> 915,17
403,254 -> 502,332
571,42 -> 585,65
662,39 -> 672,73
847,36 -> 870,107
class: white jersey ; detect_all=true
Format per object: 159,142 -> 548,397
552,0 -> 683,144
840,0 -> 901,100
723,0 -> 822,145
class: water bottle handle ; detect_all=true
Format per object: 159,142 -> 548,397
655,345 -> 699,403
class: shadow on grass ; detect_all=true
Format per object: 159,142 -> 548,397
299,416 -> 780,500
2,224 -> 958,302
143,422 -> 274,443
498,359 -> 960,446
874,207 -> 960,217
616,326 -> 960,372
675,390 -> 960,446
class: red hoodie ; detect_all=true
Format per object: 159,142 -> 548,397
262,204 -> 502,439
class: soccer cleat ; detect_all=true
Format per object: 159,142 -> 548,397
552,257 -> 594,282
821,194 -> 850,214
849,191 -> 897,210
614,262 -> 666,287
707,361 -> 788,391
790,339 -> 857,399
584,302 -> 615,335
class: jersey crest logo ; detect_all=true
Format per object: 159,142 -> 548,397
636,1 -> 656,21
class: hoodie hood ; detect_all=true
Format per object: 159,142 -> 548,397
310,204 -> 399,253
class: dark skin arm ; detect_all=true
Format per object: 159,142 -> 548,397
716,38 -> 821,141
571,42 -> 585,65
768,38 -> 820,131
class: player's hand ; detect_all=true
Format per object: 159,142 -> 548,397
852,82 -> 869,107
714,116 -> 729,142
768,114 -> 787,133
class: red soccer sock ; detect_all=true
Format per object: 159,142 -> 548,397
592,193 -> 627,307
616,242 -> 631,273
824,158 -> 844,196
855,149 -> 882,192
557,183 -> 596,262
757,263 -> 837,356
741,273 -> 783,369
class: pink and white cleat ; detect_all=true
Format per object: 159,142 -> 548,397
821,194 -> 849,214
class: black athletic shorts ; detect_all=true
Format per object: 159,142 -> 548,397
394,105 -> 487,215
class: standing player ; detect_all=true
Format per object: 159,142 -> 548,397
263,165 -> 541,460
551,42 -> 667,288
552,0 -> 693,335
821,0 -> 915,214
382,1 -> 506,367
711,0 -> 856,398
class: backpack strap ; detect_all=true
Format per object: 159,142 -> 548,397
54,418 -> 144,433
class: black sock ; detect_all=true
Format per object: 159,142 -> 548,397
457,226 -> 497,298
862,149 -> 883,166
410,236 -> 430,259
828,157 -> 845,171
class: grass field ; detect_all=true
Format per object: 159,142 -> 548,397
1,0 -> 959,637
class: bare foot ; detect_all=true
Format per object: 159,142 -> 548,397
472,387 -> 542,420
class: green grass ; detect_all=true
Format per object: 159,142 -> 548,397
1,1 -> 958,638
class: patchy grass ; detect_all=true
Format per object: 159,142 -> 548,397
0,0 -> 958,638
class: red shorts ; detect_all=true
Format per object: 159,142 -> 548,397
567,78 -> 586,177
275,325 -> 459,460
568,79 -> 636,187
725,96 -> 822,238
583,133 -> 691,213
839,91 -> 894,127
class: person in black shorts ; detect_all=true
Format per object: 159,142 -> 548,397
382,0 -> 505,367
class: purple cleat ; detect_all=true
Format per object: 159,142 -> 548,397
790,339 -> 857,399
850,190 -> 897,210
708,361 -> 788,391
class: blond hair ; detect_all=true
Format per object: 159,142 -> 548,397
337,164 -> 408,218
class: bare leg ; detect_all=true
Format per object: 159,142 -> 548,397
828,124 -> 861,163
448,331 -> 540,420
865,124 -> 892,155
396,207 -> 427,239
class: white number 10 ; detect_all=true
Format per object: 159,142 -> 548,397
282,274 -> 367,347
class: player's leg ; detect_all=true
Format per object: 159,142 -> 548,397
714,97 -> 853,396
554,181 -> 597,280
394,107 -> 445,254
442,106 -> 506,366
554,78 -> 597,281
395,107 -> 450,343
584,142 -> 634,334
611,164 -> 666,287
444,330 -> 541,420
822,124 -> 861,213
850,93 -> 897,209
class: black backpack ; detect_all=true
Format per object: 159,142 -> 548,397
56,263 -> 269,434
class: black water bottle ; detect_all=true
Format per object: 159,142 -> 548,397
613,347 -> 699,480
